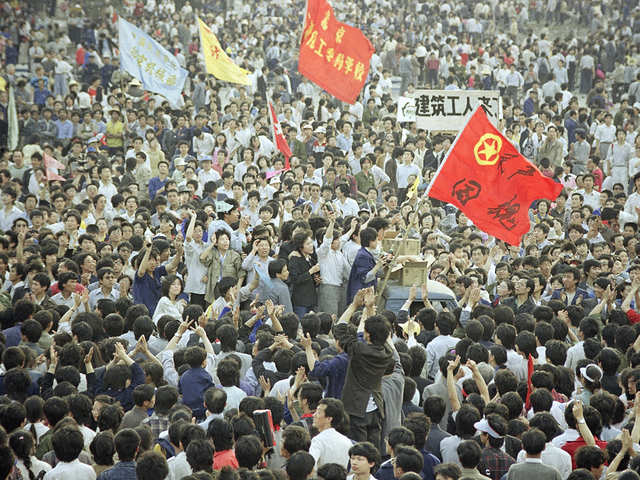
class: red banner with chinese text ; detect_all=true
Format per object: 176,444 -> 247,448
298,0 -> 374,104
427,107 -> 563,246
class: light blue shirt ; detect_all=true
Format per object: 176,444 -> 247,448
55,119 -> 74,139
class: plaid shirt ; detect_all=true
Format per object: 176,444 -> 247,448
143,412 -> 169,440
478,446 -> 516,480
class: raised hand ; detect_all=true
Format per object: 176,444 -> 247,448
178,319 -> 194,336
192,325 -> 207,338
259,376 -> 271,395
447,355 -> 461,373
408,284 -> 417,302
300,332 -> 313,350
84,346 -> 94,365
364,286 -> 376,308
50,345 -> 58,367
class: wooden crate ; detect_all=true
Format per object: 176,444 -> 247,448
390,262 -> 429,286
382,238 -> 420,256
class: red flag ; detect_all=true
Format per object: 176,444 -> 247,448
298,0 -> 374,104
44,153 -> 65,182
427,107 -> 563,245
268,101 -> 292,170
525,354 -> 534,411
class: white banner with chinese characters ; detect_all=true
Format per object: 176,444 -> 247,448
406,90 -> 502,131
397,96 -> 417,122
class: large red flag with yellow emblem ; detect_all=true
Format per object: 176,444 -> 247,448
426,107 -> 563,245
298,0 -> 374,104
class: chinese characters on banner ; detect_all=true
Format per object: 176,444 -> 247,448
298,0 -> 375,104
426,107 -> 562,245
118,17 -> 188,105
410,90 -> 502,131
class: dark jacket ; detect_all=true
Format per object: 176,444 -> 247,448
252,348 -> 291,387
501,296 -> 536,315
346,247 -> 377,304
179,366 -> 214,420
288,254 -> 318,308
426,424 -> 451,461
341,333 -> 393,419
88,362 -> 145,411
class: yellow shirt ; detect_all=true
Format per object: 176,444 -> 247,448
105,121 -> 124,147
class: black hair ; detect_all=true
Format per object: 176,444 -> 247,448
286,451 -> 316,480
575,445 -> 606,471
136,451 -> 169,480
522,428 -> 546,455
186,439 -> 214,473
89,431 -> 115,467
235,434 -> 263,469
114,428 -> 140,462
52,425 -> 84,462
394,445 -> 424,474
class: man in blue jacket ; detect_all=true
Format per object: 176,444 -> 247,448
346,227 -> 385,304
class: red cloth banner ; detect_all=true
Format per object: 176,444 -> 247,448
427,107 -> 563,245
298,0 -> 374,104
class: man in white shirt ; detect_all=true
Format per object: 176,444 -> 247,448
624,172 -> 640,222
594,113 -> 616,160
197,156 -> 221,187
333,184 -> 359,217
97,166 -> 118,205
317,213 -> 351,316
309,398 -> 353,469
192,128 -> 215,157
424,313 -> 459,382
43,425 -> 96,480
575,175 -> 600,211
396,149 -> 420,190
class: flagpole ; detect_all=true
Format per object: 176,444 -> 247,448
266,90 -> 277,146
7,86 -> 18,150
424,105 -> 482,196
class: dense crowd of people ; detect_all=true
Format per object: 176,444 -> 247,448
4,1 -> 640,480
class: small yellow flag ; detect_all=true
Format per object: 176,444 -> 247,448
197,17 -> 251,86
406,174 -> 421,199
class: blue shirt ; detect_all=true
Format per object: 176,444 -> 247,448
523,97 -> 535,117
309,352 -> 349,399
2,323 -> 22,347
336,133 -> 353,153
421,448 -> 441,480
148,176 -> 168,200
33,87 -> 51,106
346,247 -> 376,304
97,461 -> 137,480
89,362 -> 145,411
55,119 -> 74,139
133,265 -> 167,315
179,366 -> 215,420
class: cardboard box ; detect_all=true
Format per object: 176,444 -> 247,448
390,261 -> 429,286
382,238 -> 420,256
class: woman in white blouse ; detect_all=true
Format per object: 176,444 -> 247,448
152,274 -> 187,324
